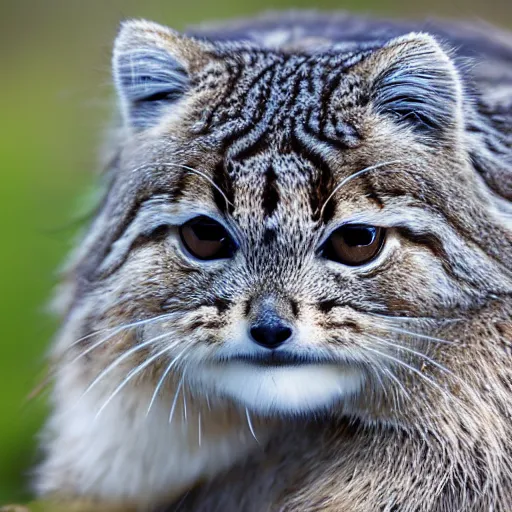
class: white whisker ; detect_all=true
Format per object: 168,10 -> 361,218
68,313 -> 174,350
146,346 -> 189,417
380,325 -> 457,345
320,160 -> 405,219
245,408 -> 259,445
371,364 -> 388,398
63,314 -> 176,375
368,334 -> 455,377
131,162 -> 233,210
198,411 -> 202,447
368,312 -> 461,323
81,331 -> 171,401
95,344 -> 173,419
182,386 -> 188,423
364,346 -> 454,403
383,367 -> 411,402
169,372 -> 185,424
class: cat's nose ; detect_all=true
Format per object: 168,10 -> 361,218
249,319 -> 293,349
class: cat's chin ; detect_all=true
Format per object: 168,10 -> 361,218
193,362 -> 365,415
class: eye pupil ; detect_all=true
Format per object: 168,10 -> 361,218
180,216 -> 235,260
342,226 -> 376,247
322,224 -> 385,266
190,222 -> 227,242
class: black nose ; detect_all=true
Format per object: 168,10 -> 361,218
249,321 -> 293,349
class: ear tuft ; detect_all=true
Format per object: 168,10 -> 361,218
368,33 -> 463,139
112,20 -> 204,130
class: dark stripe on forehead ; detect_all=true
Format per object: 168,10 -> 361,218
229,58 -> 312,161
212,297 -> 231,314
262,164 -> 279,217
231,132 -> 269,161
201,61 -> 243,133
304,106 -> 359,152
217,54 -> 360,161
263,227 -> 277,245
219,55 -> 309,161
288,128 -> 335,223
218,60 -> 282,155
224,65 -> 285,161
211,160 -> 235,214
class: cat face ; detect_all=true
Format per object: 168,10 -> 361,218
60,20 -> 511,419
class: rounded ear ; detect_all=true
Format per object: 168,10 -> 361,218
112,19 -> 211,130
360,33 -> 464,143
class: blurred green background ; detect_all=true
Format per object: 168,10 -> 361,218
0,0 -> 511,504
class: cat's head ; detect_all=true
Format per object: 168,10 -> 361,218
60,19 -> 511,420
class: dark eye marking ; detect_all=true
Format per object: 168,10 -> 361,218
320,224 -> 386,266
317,299 -> 339,314
290,299 -> 300,318
213,297 -> 231,314
397,228 -> 445,259
179,216 -> 237,261
147,224 -> 172,240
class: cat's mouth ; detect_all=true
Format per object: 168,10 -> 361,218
196,355 -> 364,414
221,352 -> 334,368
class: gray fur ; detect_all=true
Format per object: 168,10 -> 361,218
36,11 -> 512,512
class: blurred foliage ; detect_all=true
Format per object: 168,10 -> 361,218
0,0 -> 510,505
1,500 -> 134,512
6,499 -> 157,512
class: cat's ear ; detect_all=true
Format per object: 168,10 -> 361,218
112,19 -> 210,130
363,33 -> 463,141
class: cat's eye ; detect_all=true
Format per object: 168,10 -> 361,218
321,224 -> 385,266
179,216 -> 236,260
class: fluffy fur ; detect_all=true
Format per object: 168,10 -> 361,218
36,11 -> 512,511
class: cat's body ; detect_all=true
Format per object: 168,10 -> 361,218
36,11 -> 512,512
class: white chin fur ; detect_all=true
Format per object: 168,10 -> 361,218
194,362 -> 364,415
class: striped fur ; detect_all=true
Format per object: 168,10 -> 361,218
37,12 -> 512,511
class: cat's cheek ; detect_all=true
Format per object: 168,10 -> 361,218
375,249 -> 463,315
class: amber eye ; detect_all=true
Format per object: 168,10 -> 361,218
179,216 -> 236,260
321,224 -> 385,266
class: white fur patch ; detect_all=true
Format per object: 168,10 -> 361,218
194,362 -> 365,415
37,372 -> 256,506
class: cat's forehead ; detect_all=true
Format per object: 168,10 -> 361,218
178,50 -> 373,226
193,47 -> 368,149
221,152 -> 323,225
183,148 -> 367,236
115,27 -> 469,235
208,45 -> 371,85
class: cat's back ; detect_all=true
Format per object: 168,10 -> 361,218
189,10 -> 512,63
